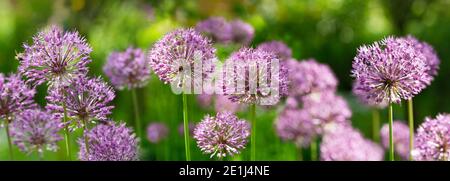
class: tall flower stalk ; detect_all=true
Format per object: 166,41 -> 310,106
182,93 -> 191,161
407,99 -> 414,160
62,102 -> 72,160
372,109 -> 380,142
4,118 -> 14,160
388,101 -> 394,161
131,90 -> 142,139
310,138 -> 317,161
250,104 -> 256,161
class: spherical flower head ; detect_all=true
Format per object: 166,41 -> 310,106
103,47 -> 151,90
78,122 -> 139,161
146,122 -> 169,143
148,28 -> 216,90
287,59 -> 338,97
380,121 -> 410,159
223,48 -> 288,105
18,25 -> 92,87
300,91 -> 352,134
194,112 -> 250,158
351,37 -> 430,104
413,114 -> 450,161
0,73 -> 36,121
46,76 -> 115,130
404,35 -> 440,84
321,125 -> 384,161
195,17 -> 232,44
10,109 -> 62,154
275,107 -> 316,148
257,41 -> 292,61
230,19 -> 254,45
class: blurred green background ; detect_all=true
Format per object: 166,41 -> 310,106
1,0 -> 449,161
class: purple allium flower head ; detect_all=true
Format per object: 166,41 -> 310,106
230,19 -> 254,45
380,121 -> 410,159
0,73 -> 36,121
10,109 -> 62,154
351,37 -> 430,105
178,122 -> 195,136
287,59 -> 338,97
321,125 -> 384,161
46,76 -> 115,130
194,112 -> 250,158
257,41 -> 292,61
195,17 -> 232,44
103,47 -> 151,90
413,114 -> 450,161
223,48 -> 288,105
148,28 -> 216,90
404,35 -> 440,84
18,25 -> 92,87
300,91 -> 352,134
78,122 -> 139,161
275,107 -> 316,148
146,122 -> 169,143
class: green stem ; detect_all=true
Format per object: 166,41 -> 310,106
310,138 -> 317,161
388,102 -> 395,161
250,104 -> 256,161
182,93 -> 191,161
62,103 -> 72,161
372,109 -> 381,142
298,147 -> 303,161
5,117 -> 14,160
407,99 -> 414,161
82,119 -> 90,159
131,89 -> 143,139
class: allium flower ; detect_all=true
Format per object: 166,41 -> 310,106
230,19 -> 254,45
103,47 -> 151,90
380,121 -> 410,159
413,114 -> 450,161
146,122 -> 169,143
257,41 -> 292,61
351,37 -> 430,104
178,122 -> 195,136
321,125 -> 384,161
46,76 -> 115,130
78,122 -> 139,161
0,73 -> 36,121
10,109 -> 62,154
194,112 -> 250,158
275,107 -> 316,147
223,48 -> 288,105
195,17 -> 232,44
148,28 -> 216,90
287,59 -> 338,97
300,91 -> 352,134
353,81 -> 388,108
18,25 -> 92,87
405,35 -> 440,84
